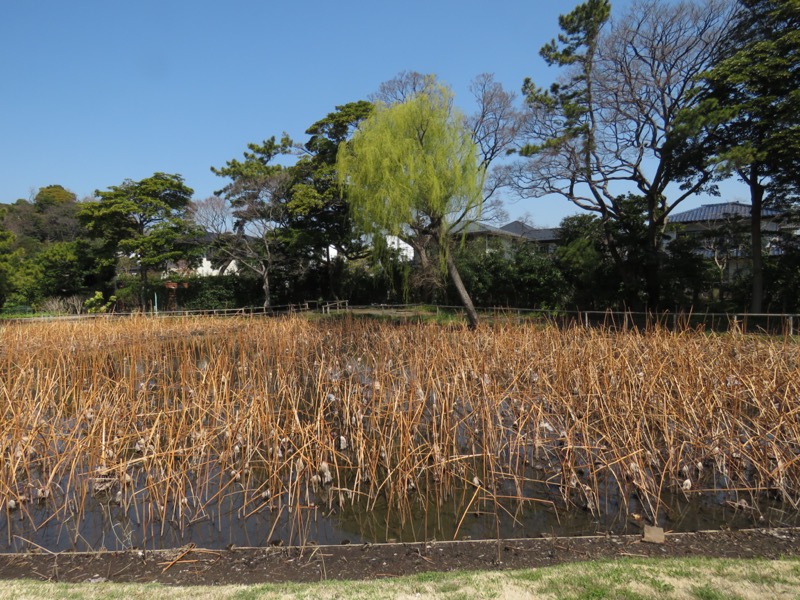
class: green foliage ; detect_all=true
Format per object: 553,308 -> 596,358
540,0 -> 610,67
211,135 -> 294,196
688,0 -> 800,196
552,208 -> 723,311
305,100 -> 374,164
661,233 -> 717,310
522,0 -> 610,159
290,101 -> 374,259
210,136 -> 297,309
672,0 -> 800,311
83,291 -> 116,314
180,278 -> 238,310
338,86 -> 484,248
451,238 -> 568,309
0,227 -> 14,308
521,0 -> 731,309
110,275 -> 143,311
555,214 -> 621,309
0,187 -> 96,308
81,173 -> 201,293
0,201 -> 42,254
334,253 -> 409,306
34,241 -> 86,298
33,184 -> 77,212
337,82 -> 485,327
179,275 -> 263,310
207,103 -> 381,310
762,229 -> 800,312
1,188 -> 83,246
4,251 -> 42,307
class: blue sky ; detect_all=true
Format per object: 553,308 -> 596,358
1,1 -> 743,227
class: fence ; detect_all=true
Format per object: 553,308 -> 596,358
2,301 -> 797,335
563,309 -> 796,335
488,307 -> 798,335
338,304 -> 799,335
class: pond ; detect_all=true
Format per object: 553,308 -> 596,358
1,317 -> 798,552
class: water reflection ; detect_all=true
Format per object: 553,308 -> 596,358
2,469 -> 792,553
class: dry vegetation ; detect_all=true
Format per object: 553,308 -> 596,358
0,315 -> 798,550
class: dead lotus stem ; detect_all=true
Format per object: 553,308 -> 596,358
2,317 -> 799,548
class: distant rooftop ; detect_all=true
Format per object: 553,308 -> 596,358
500,220 -> 560,242
451,221 -> 524,238
668,202 -> 782,224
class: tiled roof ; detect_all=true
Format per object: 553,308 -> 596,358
668,202 -> 782,224
500,220 -> 560,242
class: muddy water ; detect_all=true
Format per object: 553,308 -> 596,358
2,465 -> 793,553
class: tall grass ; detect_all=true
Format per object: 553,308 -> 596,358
1,315 -> 798,549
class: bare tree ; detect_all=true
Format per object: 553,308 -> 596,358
468,73 -> 521,171
192,172 -> 293,310
514,0 -> 735,308
371,71 -> 436,105
467,73 -> 522,224
190,195 -> 229,238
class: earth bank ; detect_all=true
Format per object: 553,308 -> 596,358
0,527 -> 797,586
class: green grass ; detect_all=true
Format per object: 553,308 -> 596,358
319,305 -> 559,328
690,584 -> 743,600
2,557 -> 800,599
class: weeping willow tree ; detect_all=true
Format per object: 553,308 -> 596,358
337,84 -> 485,329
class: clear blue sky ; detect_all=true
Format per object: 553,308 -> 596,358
1,0 -> 742,227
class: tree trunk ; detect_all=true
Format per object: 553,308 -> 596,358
409,237 -> 444,303
261,269 -> 271,311
446,251 -> 479,330
749,170 -> 764,314
644,224 -> 662,311
600,219 -> 643,310
140,267 -> 149,311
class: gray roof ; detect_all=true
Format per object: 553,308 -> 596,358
450,221 -> 525,238
668,202 -> 782,224
500,220 -> 560,242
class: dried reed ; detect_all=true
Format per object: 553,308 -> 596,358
0,315 -> 798,549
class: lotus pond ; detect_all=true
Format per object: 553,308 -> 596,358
1,315 -> 798,552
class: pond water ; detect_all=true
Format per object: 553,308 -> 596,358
2,461 -> 794,553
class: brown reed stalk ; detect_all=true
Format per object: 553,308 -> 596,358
1,316 -> 798,549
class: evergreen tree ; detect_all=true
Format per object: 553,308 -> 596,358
81,173 -> 200,303
674,0 -> 800,312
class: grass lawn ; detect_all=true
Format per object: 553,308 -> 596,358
2,557 -> 799,599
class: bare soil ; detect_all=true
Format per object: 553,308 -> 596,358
0,528 -> 797,586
